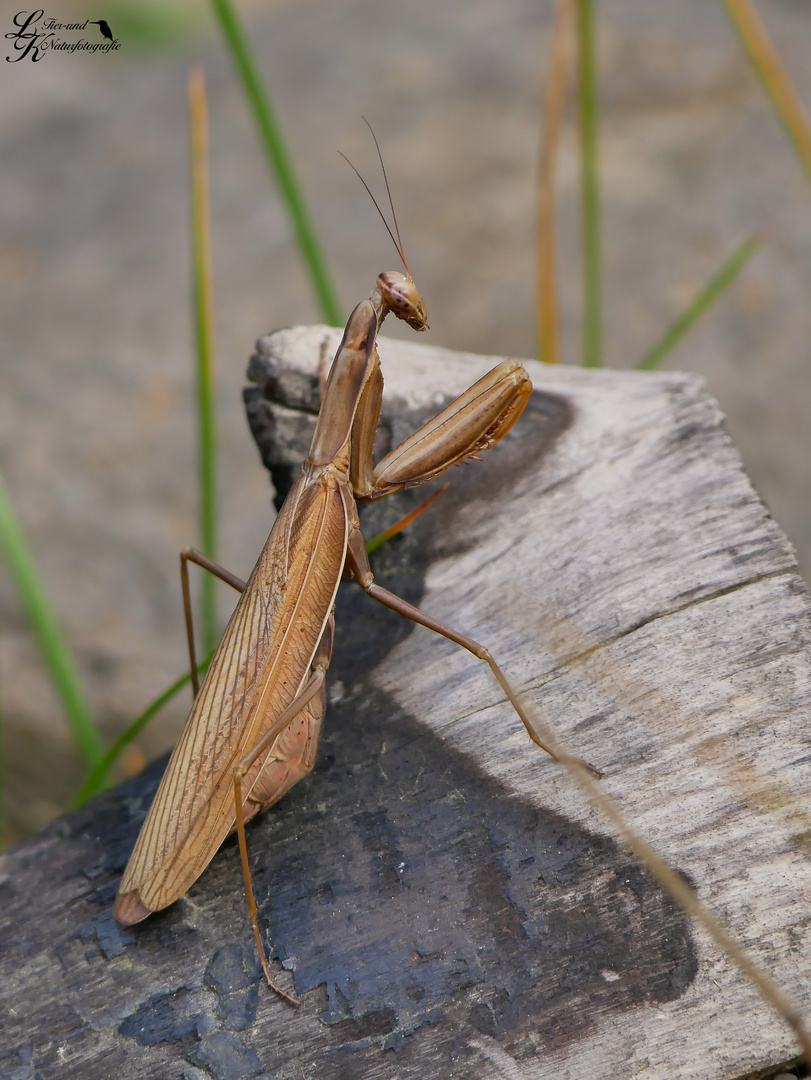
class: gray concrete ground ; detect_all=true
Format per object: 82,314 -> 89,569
1,0 -> 811,841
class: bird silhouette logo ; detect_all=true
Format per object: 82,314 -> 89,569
89,19 -> 114,41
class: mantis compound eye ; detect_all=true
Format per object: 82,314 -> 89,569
377,271 -> 429,332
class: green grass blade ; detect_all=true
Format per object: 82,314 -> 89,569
189,69 -> 219,656
720,0 -> 811,188
0,698 -> 4,847
576,0 -> 601,368
70,652 -> 215,807
0,470 -> 102,769
209,0 -> 342,326
637,234 -> 758,371
536,0 -> 573,365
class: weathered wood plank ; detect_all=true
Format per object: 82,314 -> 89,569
1,328 -> 809,1080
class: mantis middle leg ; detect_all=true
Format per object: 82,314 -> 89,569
180,545 -> 247,697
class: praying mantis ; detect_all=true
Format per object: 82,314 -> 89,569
113,148 -> 598,1006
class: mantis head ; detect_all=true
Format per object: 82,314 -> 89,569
377,271 -> 429,332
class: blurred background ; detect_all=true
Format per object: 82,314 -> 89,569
1,0 -> 810,843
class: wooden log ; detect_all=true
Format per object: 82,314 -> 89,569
2,327 -> 810,1080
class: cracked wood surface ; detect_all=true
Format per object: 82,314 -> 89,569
2,330 -> 811,1080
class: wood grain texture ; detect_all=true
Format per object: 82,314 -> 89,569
2,328 -> 809,1080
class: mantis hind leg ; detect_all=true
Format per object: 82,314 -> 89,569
232,613 -> 335,1007
345,531 -> 601,778
180,545 -> 247,698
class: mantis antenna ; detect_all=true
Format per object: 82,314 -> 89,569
338,119 -> 414,279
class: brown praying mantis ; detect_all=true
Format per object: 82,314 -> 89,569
113,147 -> 599,1006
